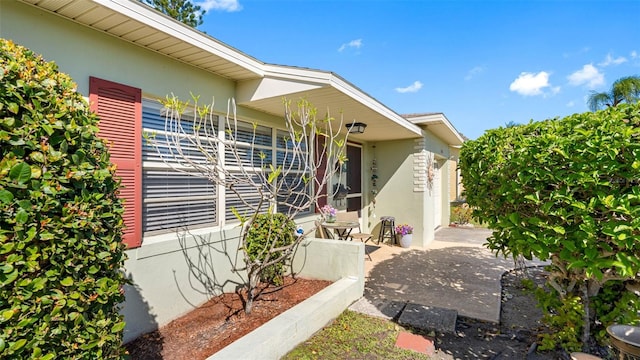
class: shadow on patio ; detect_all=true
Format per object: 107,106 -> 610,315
352,227 -> 539,323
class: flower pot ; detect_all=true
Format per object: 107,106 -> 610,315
399,234 -> 412,248
326,215 -> 336,223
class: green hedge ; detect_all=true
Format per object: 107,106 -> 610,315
460,103 -> 640,351
0,39 -> 128,358
244,213 -> 296,286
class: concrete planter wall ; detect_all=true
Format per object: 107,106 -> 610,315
122,230 -> 365,353
210,238 -> 365,359
209,276 -> 361,359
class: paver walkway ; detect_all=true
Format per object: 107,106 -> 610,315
350,227 -> 542,325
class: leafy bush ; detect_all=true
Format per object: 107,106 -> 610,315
244,212 -> 296,286
460,103 -> 640,351
592,281 -> 640,343
450,203 -> 473,225
0,39 -> 128,358
535,288 -> 584,352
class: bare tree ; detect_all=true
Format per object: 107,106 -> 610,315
147,95 -> 349,312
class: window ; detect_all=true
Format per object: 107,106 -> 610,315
94,82 -> 313,243
142,99 -> 217,235
223,120 -> 273,220
276,130 -> 311,215
143,100 -> 311,236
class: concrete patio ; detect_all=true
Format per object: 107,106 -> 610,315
350,226 -> 543,327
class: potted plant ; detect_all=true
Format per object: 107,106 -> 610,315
321,204 -> 337,223
395,223 -> 413,248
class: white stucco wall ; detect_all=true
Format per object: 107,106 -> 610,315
369,129 -> 454,247
122,226 -> 246,342
372,140 -> 428,246
449,146 -> 464,202
423,129 -> 453,229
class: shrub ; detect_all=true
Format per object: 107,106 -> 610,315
535,287 -> 584,353
591,281 -> 640,343
460,103 -> 640,351
244,212 -> 296,286
450,203 -> 473,225
0,39 -> 128,358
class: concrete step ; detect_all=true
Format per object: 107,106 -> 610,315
398,303 -> 458,334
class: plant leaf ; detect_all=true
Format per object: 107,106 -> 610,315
9,162 -> 31,184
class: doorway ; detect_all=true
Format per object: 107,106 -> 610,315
346,144 -> 362,212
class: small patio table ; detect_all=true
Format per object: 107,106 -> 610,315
322,221 -> 359,240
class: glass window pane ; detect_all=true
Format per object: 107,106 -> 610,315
224,120 -> 271,147
142,99 -> 218,235
224,174 -> 270,221
276,174 -> 311,216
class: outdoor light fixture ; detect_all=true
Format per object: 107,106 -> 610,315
346,122 -> 367,134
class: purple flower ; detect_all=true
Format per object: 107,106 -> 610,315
395,224 -> 413,235
321,204 -> 337,216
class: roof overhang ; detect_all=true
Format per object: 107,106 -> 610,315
19,0 -> 264,81
19,0 -> 424,142
405,113 -> 465,146
236,65 -> 423,142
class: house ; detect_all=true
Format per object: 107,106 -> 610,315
1,0 -> 464,341
403,113 -> 466,205
403,113 -> 465,229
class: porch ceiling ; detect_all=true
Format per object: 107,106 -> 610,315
237,66 -> 424,142
19,0 -> 263,81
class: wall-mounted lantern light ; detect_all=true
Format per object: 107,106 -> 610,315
346,122 -> 367,134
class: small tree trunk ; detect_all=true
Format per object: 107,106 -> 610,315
581,281 -> 591,352
245,271 -> 260,314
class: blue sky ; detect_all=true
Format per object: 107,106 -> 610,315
195,0 -> 640,139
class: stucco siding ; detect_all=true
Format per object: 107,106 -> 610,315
371,140 -> 431,246
423,129 -> 452,228
423,130 -> 451,160
369,131 -> 454,246
121,227 -> 246,342
449,147 -> 462,202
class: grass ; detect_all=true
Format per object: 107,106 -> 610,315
282,310 -> 432,360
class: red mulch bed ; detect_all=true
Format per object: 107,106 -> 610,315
125,277 -> 331,359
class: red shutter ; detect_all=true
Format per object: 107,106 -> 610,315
89,77 -> 142,248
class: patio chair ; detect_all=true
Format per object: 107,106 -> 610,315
335,211 -> 373,260
314,221 -> 333,239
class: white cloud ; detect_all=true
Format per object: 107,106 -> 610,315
338,39 -> 363,52
631,50 -> 638,59
509,71 -> 552,96
566,100 -> 575,107
197,0 -> 242,12
395,81 -> 423,94
464,66 -> 485,81
567,64 -> 604,89
599,53 -> 627,67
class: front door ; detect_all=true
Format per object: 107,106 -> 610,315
346,144 -> 362,212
